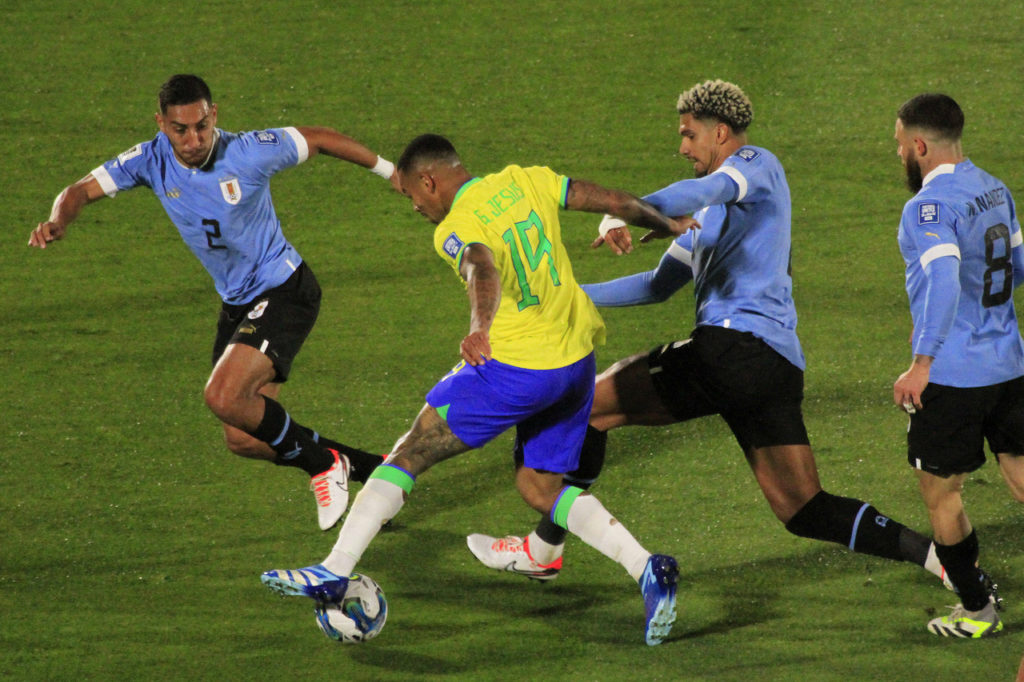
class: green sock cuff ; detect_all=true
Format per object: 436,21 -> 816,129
369,464 -> 416,494
551,485 -> 585,529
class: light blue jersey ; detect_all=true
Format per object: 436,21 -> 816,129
91,127 -> 308,305
898,160 -> 1024,387
637,146 -> 804,370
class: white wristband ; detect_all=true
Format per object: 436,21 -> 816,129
371,156 -> 395,179
598,214 -> 627,237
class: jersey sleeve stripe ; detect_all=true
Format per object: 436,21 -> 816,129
282,127 -> 309,164
91,165 -> 119,197
667,240 -> 693,266
919,243 -> 961,269
559,176 -> 570,208
1012,229 -> 1023,248
713,165 -> 747,202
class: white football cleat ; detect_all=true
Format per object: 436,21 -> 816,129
310,449 -> 350,531
466,534 -> 562,581
927,601 -> 1003,638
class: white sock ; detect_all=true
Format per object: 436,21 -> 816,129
924,542 -> 944,579
565,493 -> 650,581
526,531 -> 563,565
323,477 -> 406,576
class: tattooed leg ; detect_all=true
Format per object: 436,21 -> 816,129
387,403 -> 472,476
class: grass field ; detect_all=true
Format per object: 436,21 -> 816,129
2,1 -> 1023,679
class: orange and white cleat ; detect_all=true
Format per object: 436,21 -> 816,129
310,449 -> 350,531
466,534 -> 562,581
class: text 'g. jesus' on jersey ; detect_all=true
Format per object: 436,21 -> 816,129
643,146 -> 805,371
898,160 -> 1024,387
91,127 -> 308,305
433,165 -> 606,370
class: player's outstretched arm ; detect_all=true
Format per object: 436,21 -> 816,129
566,179 -> 696,254
28,174 -> 107,249
295,126 -> 399,192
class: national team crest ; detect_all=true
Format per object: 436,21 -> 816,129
220,178 -> 242,205
918,202 -> 939,225
248,300 -> 269,320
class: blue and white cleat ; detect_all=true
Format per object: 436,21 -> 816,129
261,564 -> 349,604
639,554 -> 679,646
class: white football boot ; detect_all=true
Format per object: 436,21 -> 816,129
466,534 -> 562,581
310,449 -> 350,531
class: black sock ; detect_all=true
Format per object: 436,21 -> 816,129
785,490 -> 913,563
897,526 -> 932,567
535,425 -> 608,546
304,430 -> 384,483
935,530 -> 988,611
249,396 -> 333,476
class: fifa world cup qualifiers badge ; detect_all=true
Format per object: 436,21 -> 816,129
443,232 -> 464,260
918,203 -> 939,225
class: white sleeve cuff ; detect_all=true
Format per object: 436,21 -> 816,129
919,243 -> 961,270
282,127 -> 309,164
667,240 -> 692,266
91,165 -> 119,197
713,165 -> 748,202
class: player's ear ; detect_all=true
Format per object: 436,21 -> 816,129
913,136 -> 928,158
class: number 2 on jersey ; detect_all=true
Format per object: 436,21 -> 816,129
502,211 -> 561,311
202,218 -> 227,250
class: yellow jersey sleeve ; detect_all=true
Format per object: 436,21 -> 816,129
433,166 -> 605,370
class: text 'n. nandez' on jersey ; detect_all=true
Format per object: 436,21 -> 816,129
898,160 -> 1024,387
645,146 -> 805,371
91,127 -> 308,305
433,165 -> 606,370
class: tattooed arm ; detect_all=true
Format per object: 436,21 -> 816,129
457,243 -> 501,367
566,179 -> 697,252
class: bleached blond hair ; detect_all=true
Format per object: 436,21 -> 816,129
677,80 -> 753,133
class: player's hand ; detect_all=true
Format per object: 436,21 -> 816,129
28,221 -> 66,249
591,226 -> 633,254
460,330 -> 492,366
388,169 -> 402,194
893,363 -> 929,414
639,216 -> 700,244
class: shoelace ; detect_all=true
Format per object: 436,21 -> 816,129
491,537 -> 525,553
310,474 -> 333,507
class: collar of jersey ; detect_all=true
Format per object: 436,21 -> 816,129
921,162 -> 956,188
451,177 -> 482,208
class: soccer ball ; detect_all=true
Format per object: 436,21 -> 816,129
314,573 -> 388,643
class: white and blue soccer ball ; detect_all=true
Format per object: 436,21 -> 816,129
314,573 -> 388,643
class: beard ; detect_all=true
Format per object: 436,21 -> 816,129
904,154 -> 923,193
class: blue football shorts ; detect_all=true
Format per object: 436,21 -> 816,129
426,353 -> 596,473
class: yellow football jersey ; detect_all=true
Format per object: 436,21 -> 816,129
433,165 -> 605,370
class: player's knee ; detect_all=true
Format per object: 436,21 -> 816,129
204,378 -> 240,420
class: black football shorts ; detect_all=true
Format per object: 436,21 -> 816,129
647,325 -> 810,453
211,262 -> 322,382
907,376 -> 1024,477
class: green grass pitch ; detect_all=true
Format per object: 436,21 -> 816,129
2,1 -> 1023,679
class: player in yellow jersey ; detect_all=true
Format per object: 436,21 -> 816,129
262,133 -> 695,645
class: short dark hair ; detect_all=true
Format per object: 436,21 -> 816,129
897,93 -> 964,142
397,133 -> 461,173
158,74 -> 213,114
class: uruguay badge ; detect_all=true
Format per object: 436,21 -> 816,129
219,177 -> 242,205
